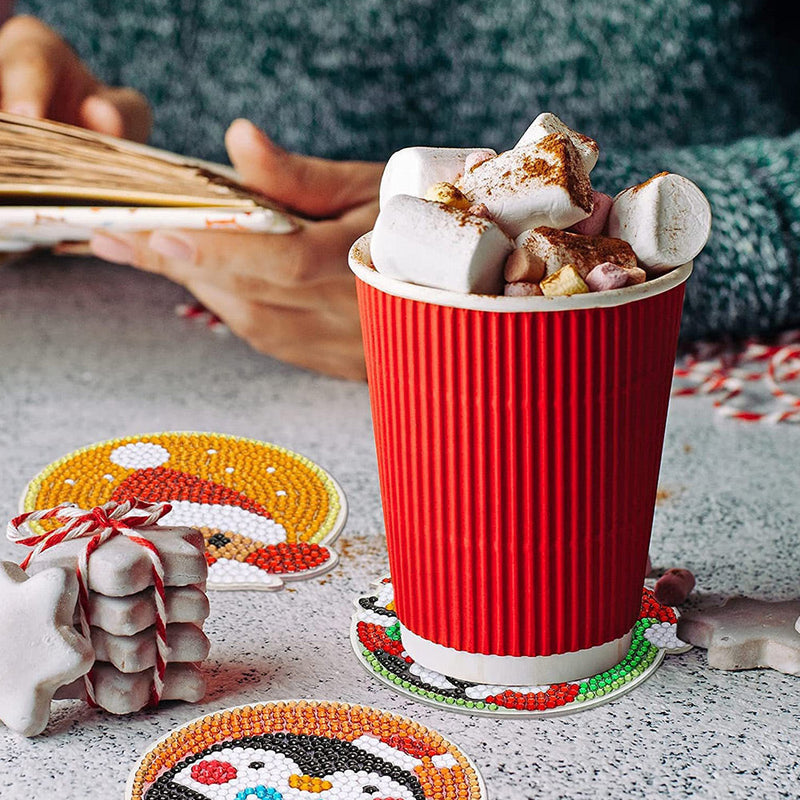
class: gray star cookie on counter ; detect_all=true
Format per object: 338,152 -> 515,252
677,596 -> 800,676
0,561 -> 94,736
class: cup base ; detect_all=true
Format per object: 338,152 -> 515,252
400,624 -> 634,686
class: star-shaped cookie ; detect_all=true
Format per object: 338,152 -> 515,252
677,596 -> 800,676
0,561 -> 94,736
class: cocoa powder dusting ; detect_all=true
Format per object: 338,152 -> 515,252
631,171 -> 670,194
533,134 -> 593,212
531,226 -> 637,268
437,201 -> 490,230
517,156 -> 554,183
575,131 -> 599,149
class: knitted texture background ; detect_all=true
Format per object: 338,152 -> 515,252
17,0 -> 800,339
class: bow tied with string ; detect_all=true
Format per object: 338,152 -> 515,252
7,498 -> 175,707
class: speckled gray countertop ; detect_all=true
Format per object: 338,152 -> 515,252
0,255 -> 798,800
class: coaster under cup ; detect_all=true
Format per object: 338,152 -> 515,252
20,432 -> 347,591
126,699 -> 487,800
351,576 -> 690,717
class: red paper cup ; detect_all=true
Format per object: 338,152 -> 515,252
350,233 -> 691,685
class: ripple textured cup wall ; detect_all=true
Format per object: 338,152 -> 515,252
350,233 -> 690,685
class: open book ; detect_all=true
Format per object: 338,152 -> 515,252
0,112 -> 295,252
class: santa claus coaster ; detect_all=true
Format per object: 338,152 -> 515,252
20,432 -> 347,591
351,577 -> 690,717
126,699 -> 487,800
677,596 -> 800,675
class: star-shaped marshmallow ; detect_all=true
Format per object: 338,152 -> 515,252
0,561 -> 94,736
677,596 -> 800,676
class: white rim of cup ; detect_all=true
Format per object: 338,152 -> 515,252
349,232 -> 693,312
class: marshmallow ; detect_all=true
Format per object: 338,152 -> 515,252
569,191 -> 613,236
464,149 -> 496,172
625,266 -> 647,285
380,147 -> 496,210
467,203 -> 492,219
516,226 -> 638,279
607,172 -> 712,273
504,247 -> 545,283
585,262 -> 631,292
0,562 -> 94,736
92,622 -> 210,673
456,134 -> 593,236
83,584 -> 209,637
654,568 -> 696,606
55,662 -> 206,714
515,112 -> 599,173
25,526 -> 207,596
540,265 -> 589,297
370,194 -> 514,294
423,182 -> 472,210
504,281 -> 543,297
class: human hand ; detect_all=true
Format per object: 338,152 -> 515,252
89,119 -> 383,380
0,14 -> 151,141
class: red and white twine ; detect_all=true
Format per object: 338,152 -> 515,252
175,301 -> 228,334
672,331 -> 800,423
7,499 -> 172,707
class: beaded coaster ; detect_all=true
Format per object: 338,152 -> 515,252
126,699 -> 487,800
20,432 -> 347,591
351,577 -> 690,717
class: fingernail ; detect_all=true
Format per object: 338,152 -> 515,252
91,232 -> 135,264
6,102 -> 40,118
149,231 -> 197,262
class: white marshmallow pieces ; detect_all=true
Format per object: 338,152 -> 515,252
608,172 -> 712,274
371,195 -> 514,295
371,112 -> 712,296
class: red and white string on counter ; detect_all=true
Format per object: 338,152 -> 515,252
672,331 -> 800,423
7,499 -> 172,707
175,301 -> 228,334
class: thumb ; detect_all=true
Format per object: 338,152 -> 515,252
79,86 -> 153,142
224,118 -> 383,219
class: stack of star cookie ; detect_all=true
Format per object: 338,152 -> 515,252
26,525 -> 210,714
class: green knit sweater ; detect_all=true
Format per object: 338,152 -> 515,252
17,0 -> 800,340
